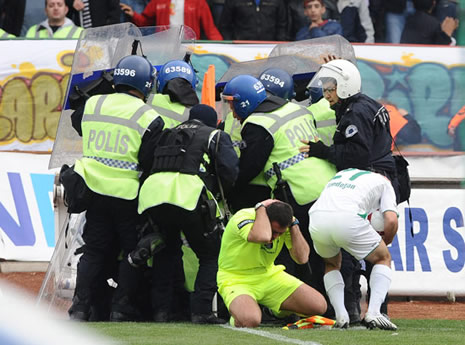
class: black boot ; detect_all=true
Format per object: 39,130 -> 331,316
191,313 -> 226,324
68,296 -> 90,322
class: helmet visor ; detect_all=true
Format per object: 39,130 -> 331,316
220,94 -> 235,122
308,69 -> 337,94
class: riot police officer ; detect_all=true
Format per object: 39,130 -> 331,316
225,67 -> 297,212
147,59 -> 199,129
68,55 -> 165,322
138,104 -> 239,324
222,74 -> 336,297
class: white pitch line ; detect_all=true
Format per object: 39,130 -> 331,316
220,324 -> 323,345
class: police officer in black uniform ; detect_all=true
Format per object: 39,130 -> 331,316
302,59 -> 398,194
301,59 -> 399,323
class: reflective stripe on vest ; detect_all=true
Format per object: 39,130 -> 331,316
82,95 -> 153,137
84,155 -> 139,171
223,111 -> 242,157
32,24 -> 81,39
316,119 -> 337,127
245,102 -> 336,205
77,93 -> 159,199
147,94 -> 190,129
264,152 -> 306,181
1,31 -> 11,38
308,99 -> 336,146
250,108 -> 311,136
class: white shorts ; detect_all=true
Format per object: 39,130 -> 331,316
309,210 -> 381,260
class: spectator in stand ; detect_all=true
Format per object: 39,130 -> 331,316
206,0 -> 224,29
21,0 -> 47,36
400,0 -> 458,45
287,0 -> 339,40
385,0 -> 414,43
322,0 -> 339,20
25,0 -> 83,39
369,0 -> 386,42
0,0 -> 24,36
120,0 -> 149,23
338,0 -> 375,43
121,0 -> 223,40
219,0 -> 288,41
287,0 -> 310,41
296,0 -> 343,41
66,0 -> 120,29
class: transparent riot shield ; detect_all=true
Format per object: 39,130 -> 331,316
216,35 -> 357,104
217,55 -> 320,85
268,34 -> 357,66
37,210 -> 85,314
267,35 -> 356,102
49,23 -> 196,169
41,23 -> 196,314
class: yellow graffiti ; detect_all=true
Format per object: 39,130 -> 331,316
0,50 -> 74,145
193,45 -> 210,55
254,53 -> 268,60
401,53 -> 422,66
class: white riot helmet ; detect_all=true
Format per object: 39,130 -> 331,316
308,59 -> 361,99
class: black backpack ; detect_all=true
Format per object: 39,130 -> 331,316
150,121 -> 215,178
151,126 -> 197,173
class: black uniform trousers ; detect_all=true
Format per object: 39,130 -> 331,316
147,195 -> 221,316
70,193 -> 142,318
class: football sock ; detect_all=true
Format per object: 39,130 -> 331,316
324,270 -> 349,321
367,264 -> 392,316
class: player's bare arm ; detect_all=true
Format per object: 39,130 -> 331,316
289,222 -> 310,264
247,199 -> 276,243
382,210 -> 398,245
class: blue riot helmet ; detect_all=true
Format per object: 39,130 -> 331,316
258,68 -> 295,100
157,60 -> 197,93
222,75 -> 267,119
113,55 -> 155,98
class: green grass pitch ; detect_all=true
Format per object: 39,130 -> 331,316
88,319 -> 465,345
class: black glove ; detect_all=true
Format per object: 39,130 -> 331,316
128,232 -> 165,268
307,140 -> 330,159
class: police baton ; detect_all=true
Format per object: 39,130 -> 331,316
272,162 -> 289,204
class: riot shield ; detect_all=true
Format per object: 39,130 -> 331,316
37,211 -> 85,314
49,23 -> 196,169
268,34 -> 357,66
217,55 -> 322,111
217,55 -> 320,86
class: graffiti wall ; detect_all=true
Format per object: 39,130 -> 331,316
1,40 -> 464,152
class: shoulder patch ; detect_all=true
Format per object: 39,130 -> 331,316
238,219 -> 254,229
345,125 -> 358,138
